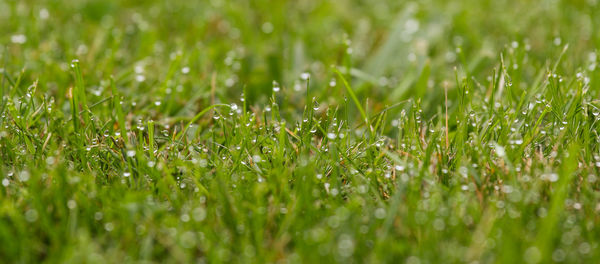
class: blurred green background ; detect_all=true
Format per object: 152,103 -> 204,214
2,0 -> 599,119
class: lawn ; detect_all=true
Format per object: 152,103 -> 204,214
1,0 -> 600,263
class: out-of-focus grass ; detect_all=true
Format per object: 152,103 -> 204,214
1,0 -> 600,263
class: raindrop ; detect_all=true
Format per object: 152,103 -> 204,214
39,8 -> 49,19
67,200 -> 77,210
181,67 -> 190,74
301,72 -> 310,80
374,208 -> 386,219
553,37 -> 562,46
11,34 -> 27,44
329,78 -> 337,87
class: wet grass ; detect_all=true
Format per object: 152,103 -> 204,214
1,0 -> 600,263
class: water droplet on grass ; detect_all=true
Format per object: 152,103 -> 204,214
301,72 -> 310,80
18,171 -> 30,182
553,37 -> 562,46
329,79 -> 336,87
327,133 -> 336,139
11,34 -> 27,44
67,200 -> 77,209
25,209 -> 38,222
39,8 -> 49,20
374,208 -> 386,219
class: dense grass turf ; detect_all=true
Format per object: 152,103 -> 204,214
2,0 -> 600,263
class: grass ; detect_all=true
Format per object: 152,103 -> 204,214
1,0 -> 600,263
